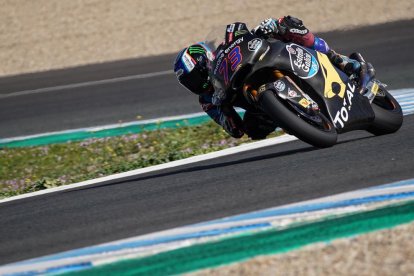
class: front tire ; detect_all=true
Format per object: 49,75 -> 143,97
258,90 -> 337,148
367,88 -> 403,136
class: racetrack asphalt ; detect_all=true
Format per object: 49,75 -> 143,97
1,116 -> 413,265
0,19 -> 414,138
0,20 -> 414,265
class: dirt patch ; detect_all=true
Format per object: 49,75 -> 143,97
1,0 -> 413,76
191,221 -> 414,276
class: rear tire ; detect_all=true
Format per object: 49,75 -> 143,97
259,90 -> 337,148
367,88 -> 403,136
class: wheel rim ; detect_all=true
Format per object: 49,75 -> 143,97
373,88 -> 397,111
287,102 -> 334,132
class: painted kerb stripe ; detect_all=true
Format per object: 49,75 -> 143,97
3,178 -> 414,275
55,201 -> 414,275
0,89 -> 413,148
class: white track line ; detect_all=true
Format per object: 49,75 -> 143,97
0,135 -> 297,204
0,69 -> 173,99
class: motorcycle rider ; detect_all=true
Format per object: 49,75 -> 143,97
174,16 -> 367,140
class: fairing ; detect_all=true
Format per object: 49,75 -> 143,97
203,25 -> 375,133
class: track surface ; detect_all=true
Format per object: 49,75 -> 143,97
1,20 -> 414,138
1,20 -> 414,264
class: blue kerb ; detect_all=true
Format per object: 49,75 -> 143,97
14,223 -> 271,265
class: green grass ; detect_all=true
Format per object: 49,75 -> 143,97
0,122 -> 282,199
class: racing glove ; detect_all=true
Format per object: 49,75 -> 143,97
260,15 -> 315,48
278,15 -> 309,36
255,18 -> 279,36
212,87 -> 227,106
219,105 -> 245,138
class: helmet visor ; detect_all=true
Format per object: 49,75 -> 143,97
178,67 -> 210,94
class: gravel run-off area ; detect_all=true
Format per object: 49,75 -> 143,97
1,0 -> 413,76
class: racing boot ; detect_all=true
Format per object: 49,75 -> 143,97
327,50 -> 361,76
350,52 -> 376,78
329,51 -> 376,94
349,52 -> 377,94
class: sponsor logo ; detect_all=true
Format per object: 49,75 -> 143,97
287,46 -> 296,55
248,38 -> 262,51
286,44 -> 319,79
288,89 -> 297,98
299,98 -> 310,108
274,80 -> 286,92
175,69 -> 184,78
224,37 -> 244,54
371,82 -> 379,94
182,52 -> 195,72
258,85 -> 266,93
214,52 -> 225,75
227,24 -> 235,33
188,46 -> 206,55
259,46 -> 270,61
289,28 -> 308,35
214,37 -> 244,74
333,82 -> 356,128
235,30 -> 248,36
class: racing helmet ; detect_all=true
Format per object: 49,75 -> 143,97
174,43 -> 213,95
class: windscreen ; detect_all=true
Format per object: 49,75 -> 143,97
204,25 -> 227,60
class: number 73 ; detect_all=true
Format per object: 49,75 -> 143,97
219,46 -> 242,85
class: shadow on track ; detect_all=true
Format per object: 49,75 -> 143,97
336,133 -> 376,145
63,132 -> 384,194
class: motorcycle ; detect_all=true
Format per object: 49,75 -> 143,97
204,27 -> 403,148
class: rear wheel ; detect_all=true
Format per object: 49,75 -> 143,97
258,90 -> 337,148
367,87 -> 403,136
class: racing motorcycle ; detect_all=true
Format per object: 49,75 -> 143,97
205,28 -> 403,148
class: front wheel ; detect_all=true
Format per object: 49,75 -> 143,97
367,87 -> 403,136
258,90 -> 337,148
